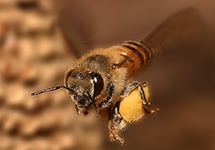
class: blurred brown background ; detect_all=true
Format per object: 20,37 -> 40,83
0,0 -> 215,150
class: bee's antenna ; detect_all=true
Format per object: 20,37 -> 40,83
31,85 -> 74,95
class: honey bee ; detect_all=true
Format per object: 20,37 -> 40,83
32,8 -> 205,144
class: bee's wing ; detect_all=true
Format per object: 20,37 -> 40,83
143,7 -> 207,58
57,2 -> 94,58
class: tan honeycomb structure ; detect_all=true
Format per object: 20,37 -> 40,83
0,0 -> 104,150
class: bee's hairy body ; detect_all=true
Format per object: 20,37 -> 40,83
62,41 -> 158,144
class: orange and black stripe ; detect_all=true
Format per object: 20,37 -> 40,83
120,40 -> 154,70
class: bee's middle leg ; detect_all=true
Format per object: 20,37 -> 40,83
108,102 -> 126,144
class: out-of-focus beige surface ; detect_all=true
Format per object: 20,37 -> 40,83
0,0 -> 104,150
0,0 -> 215,150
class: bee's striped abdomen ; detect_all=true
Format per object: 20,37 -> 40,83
116,41 -> 154,78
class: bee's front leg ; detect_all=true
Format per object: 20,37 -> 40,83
97,82 -> 114,114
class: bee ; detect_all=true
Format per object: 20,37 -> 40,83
31,8 -> 205,144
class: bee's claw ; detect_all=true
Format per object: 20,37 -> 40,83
96,110 -> 101,118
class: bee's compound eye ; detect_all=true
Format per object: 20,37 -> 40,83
90,72 -> 103,97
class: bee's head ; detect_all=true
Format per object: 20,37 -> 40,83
31,68 -> 104,116
64,69 -> 104,114
32,69 -> 104,115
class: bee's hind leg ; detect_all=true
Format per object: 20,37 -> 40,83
108,82 -> 159,144
121,82 -> 159,114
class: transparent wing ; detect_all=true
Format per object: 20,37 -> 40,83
56,1 -> 94,58
143,7 -> 207,58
